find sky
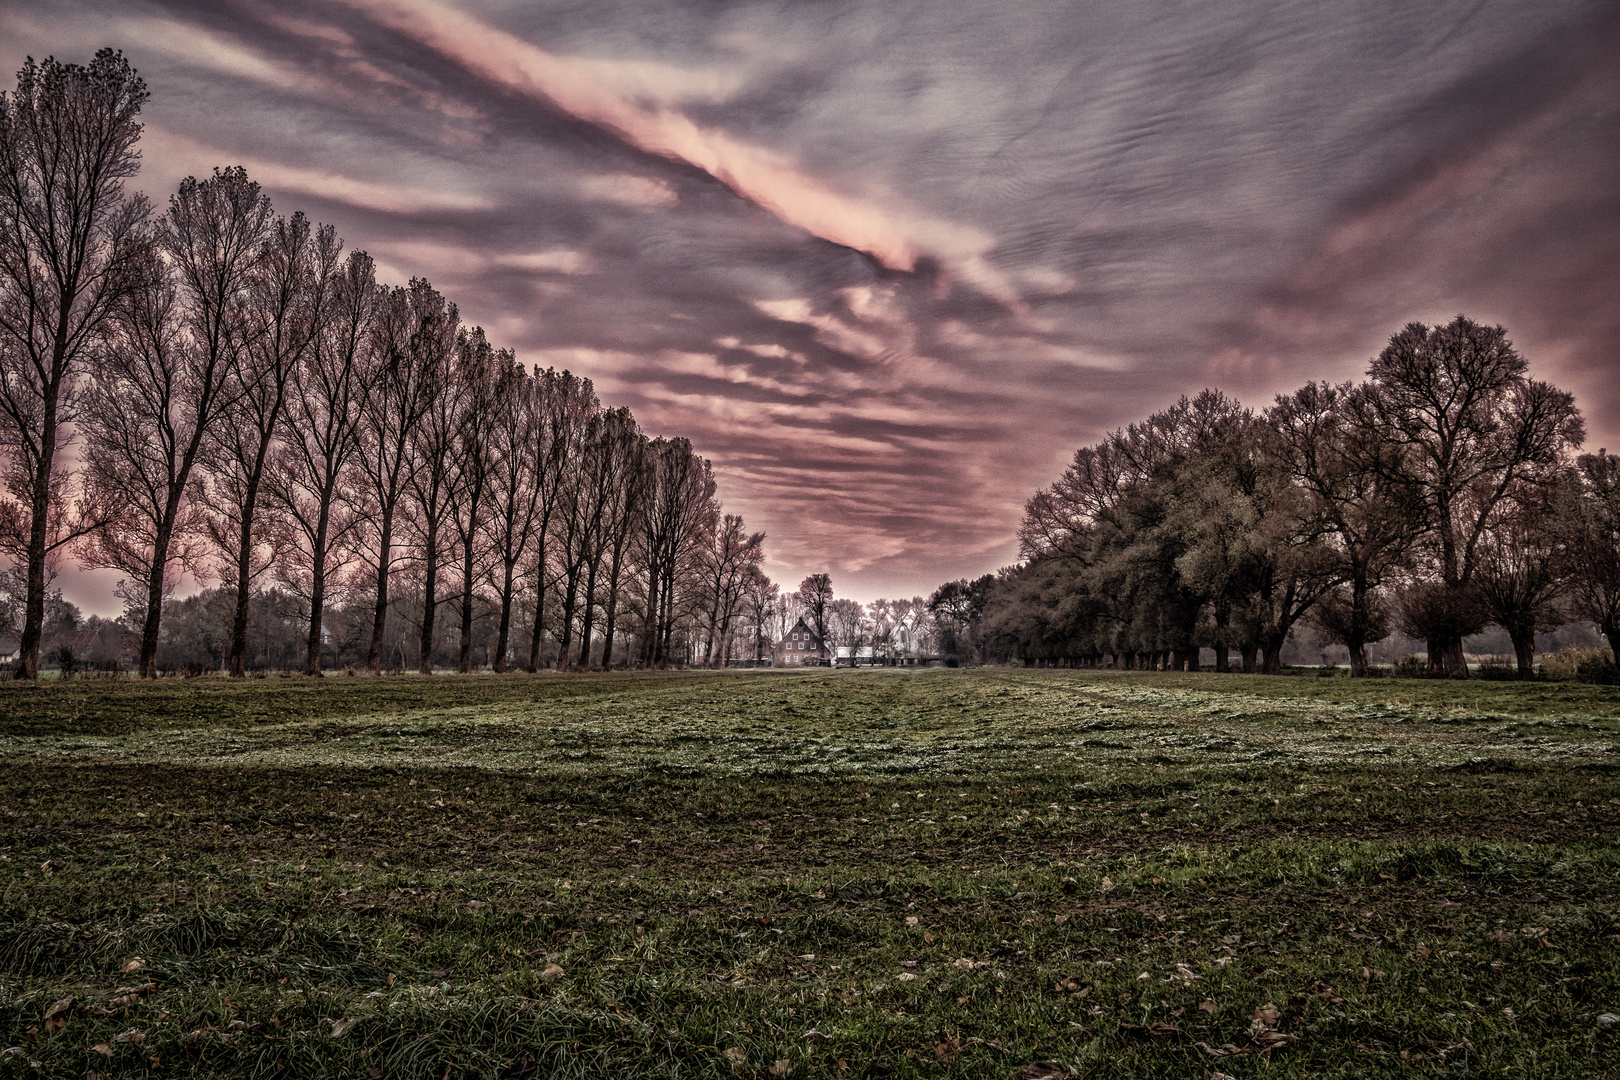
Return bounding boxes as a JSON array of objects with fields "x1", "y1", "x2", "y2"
[{"x1": 4, "y1": 0, "x2": 1618, "y2": 612}]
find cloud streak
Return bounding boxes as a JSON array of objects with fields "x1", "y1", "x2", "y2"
[{"x1": 2, "y1": 0, "x2": 1616, "y2": 611}]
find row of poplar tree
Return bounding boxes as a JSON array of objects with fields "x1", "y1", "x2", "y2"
[
  {"x1": 1, "y1": 50, "x2": 770, "y2": 679},
  {"x1": 994, "y1": 315, "x2": 1619, "y2": 678}
]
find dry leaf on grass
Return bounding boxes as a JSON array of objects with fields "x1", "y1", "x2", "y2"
[
  {"x1": 934, "y1": 1039, "x2": 958, "y2": 1064},
  {"x1": 1016, "y1": 1062, "x2": 1068, "y2": 1079},
  {"x1": 43, "y1": 998, "x2": 72, "y2": 1033},
  {"x1": 120, "y1": 958, "x2": 143, "y2": 974},
  {"x1": 330, "y1": 1018, "x2": 353, "y2": 1039},
  {"x1": 769, "y1": 1059, "x2": 791, "y2": 1076},
  {"x1": 539, "y1": 963, "x2": 565, "y2": 981},
  {"x1": 723, "y1": 1047, "x2": 747, "y2": 1073}
]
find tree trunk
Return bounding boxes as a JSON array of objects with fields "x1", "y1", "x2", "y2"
[
  {"x1": 1261, "y1": 637, "x2": 1285, "y2": 674},
  {"x1": 493, "y1": 556, "x2": 518, "y2": 673},
  {"x1": 458, "y1": 540, "x2": 476, "y2": 674},
  {"x1": 1239, "y1": 645, "x2": 1258, "y2": 674},
  {"x1": 419, "y1": 535, "x2": 439, "y2": 676},
  {"x1": 1509, "y1": 627, "x2": 1536, "y2": 680},
  {"x1": 556, "y1": 562, "x2": 580, "y2": 671},
  {"x1": 1346, "y1": 641, "x2": 1369, "y2": 678},
  {"x1": 17, "y1": 475, "x2": 50, "y2": 680},
  {"x1": 577, "y1": 560, "x2": 600, "y2": 669},
  {"x1": 228, "y1": 517, "x2": 254, "y2": 677},
  {"x1": 137, "y1": 525, "x2": 174, "y2": 679},
  {"x1": 366, "y1": 516, "x2": 393, "y2": 674}
]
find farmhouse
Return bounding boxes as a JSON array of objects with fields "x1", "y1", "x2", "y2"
[{"x1": 778, "y1": 617, "x2": 828, "y2": 666}]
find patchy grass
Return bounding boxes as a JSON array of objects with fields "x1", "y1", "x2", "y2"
[{"x1": 1, "y1": 668, "x2": 1618, "y2": 1078}]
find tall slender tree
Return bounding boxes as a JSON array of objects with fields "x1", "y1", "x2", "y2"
[
  {"x1": 0, "y1": 50, "x2": 150, "y2": 679},
  {"x1": 202, "y1": 210, "x2": 326, "y2": 675},
  {"x1": 266, "y1": 248, "x2": 379, "y2": 675},
  {"x1": 353, "y1": 279, "x2": 444, "y2": 674},
  {"x1": 79, "y1": 167, "x2": 267, "y2": 677}
]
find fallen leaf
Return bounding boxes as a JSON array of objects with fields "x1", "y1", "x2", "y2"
[
  {"x1": 1060, "y1": 877, "x2": 1078, "y2": 895},
  {"x1": 923, "y1": 930, "x2": 935, "y2": 944},
  {"x1": 1100, "y1": 876, "x2": 1114, "y2": 893},
  {"x1": 1250, "y1": 1003, "x2": 1281, "y2": 1031},
  {"x1": 934, "y1": 1039, "x2": 958, "y2": 1064},
  {"x1": 1017, "y1": 1063, "x2": 1067, "y2": 1079},
  {"x1": 120, "y1": 959, "x2": 144, "y2": 974},
  {"x1": 539, "y1": 963, "x2": 565, "y2": 981},
  {"x1": 905, "y1": 916, "x2": 918, "y2": 927},
  {"x1": 330, "y1": 1018, "x2": 353, "y2": 1039},
  {"x1": 1200, "y1": 999, "x2": 1218, "y2": 1014},
  {"x1": 896, "y1": 972, "x2": 918, "y2": 982},
  {"x1": 90, "y1": 1043, "x2": 113, "y2": 1056},
  {"x1": 953, "y1": 957, "x2": 978, "y2": 971},
  {"x1": 723, "y1": 1047, "x2": 747, "y2": 1073},
  {"x1": 43, "y1": 997, "x2": 73, "y2": 1033},
  {"x1": 769, "y1": 1059, "x2": 791, "y2": 1076},
  {"x1": 1054, "y1": 914, "x2": 1069, "y2": 926},
  {"x1": 111, "y1": 1030, "x2": 145, "y2": 1045}
]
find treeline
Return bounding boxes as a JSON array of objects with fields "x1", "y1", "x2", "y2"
[
  {"x1": 987, "y1": 315, "x2": 1618, "y2": 678},
  {"x1": 0, "y1": 50, "x2": 770, "y2": 678}
]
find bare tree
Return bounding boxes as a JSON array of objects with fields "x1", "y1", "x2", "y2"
[
  {"x1": 594, "y1": 417, "x2": 648, "y2": 669},
  {"x1": 481, "y1": 356, "x2": 537, "y2": 672},
  {"x1": 1553, "y1": 451, "x2": 1620, "y2": 659},
  {"x1": 742, "y1": 565, "x2": 778, "y2": 663},
  {"x1": 1473, "y1": 488, "x2": 1565, "y2": 678},
  {"x1": 399, "y1": 284, "x2": 462, "y2": 675},
  {"x1": 523, "y1": 369, "x2": 595, "y2": 671},
  {"x1": 201, "y1": 210, "x2": 326, "y2": 675},
  {"x1": 1368, "y1": 316, "x2": 1582, "y2": 674},
  {"x1": 353, "y1": 278, "x2": 448, "y2": 674},
  {"x1": 79, "y1": 167, "x2": 266, "y2": 677},
  {"x1": 447, "y1": 326, "x2": 498, "y2": 673},
  {"x1": 0, "y1": 50, "x2": 150, "y2": 679},
  {"x1": 266, "y1": 247, "x2": 378, "y2": 674},
  {"x1": 699, "y1": 513, "x2": 765, "y2": 666},
  {"x1": 1269, "y1": 382, "x2": 1421, "y2": 676},
  {"x1": 637, "y1": 438, "x2": 717, "y2": 667},
  {"x1": 797, "y1": 573, "x2": 833, "y2": 648}
]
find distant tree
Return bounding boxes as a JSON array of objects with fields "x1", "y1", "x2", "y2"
[
  {"x1": 1267, "y1": 382, "x2": 1419, "y2": 676},
  {"x1": 928, "y1": 575, "x2": 995, "y2": 663},
  {"x1": 698, "y1": 513, "x2": 765, "y2": 666},
  {"x1": 0, "y1": 49, "x2": 151, "y2": 679},
  {"x1": 522, "y1": 369, "x2": 596, "y2": 671},
  {"x1": 1472, "y1": 487, "x2": 1565, "y2": 678},
  {"x1": 797, "y1": 573, "x2": 833, "y2": 650},
  {"x1": 741, "y1": 566, "x2": 778, "y2": 663},
  {"x1": 1551, "y1": 451, "x2": 1620, "y2": 660},
  {"x1": 637, "y1": 439, "x2": 716, "y2": 667},
  {"x1": 826, "y1": 596, "x2": 865, "y2": 660},
  {"x1": 79, "y1": 168, "x2": 266, "y2": 678},
  {"x1": 1367, "y1": 316, "x2": 1582, "y2": 674}
]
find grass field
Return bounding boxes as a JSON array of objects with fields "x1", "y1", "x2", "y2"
[{"x1": 1, "y1": 668, "x2": 1618, "y2": 1078}]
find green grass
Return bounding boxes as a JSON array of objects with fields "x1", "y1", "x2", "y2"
[{"x1": 1, "y1": 669, "x2": 1618, "y2": 1078}]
